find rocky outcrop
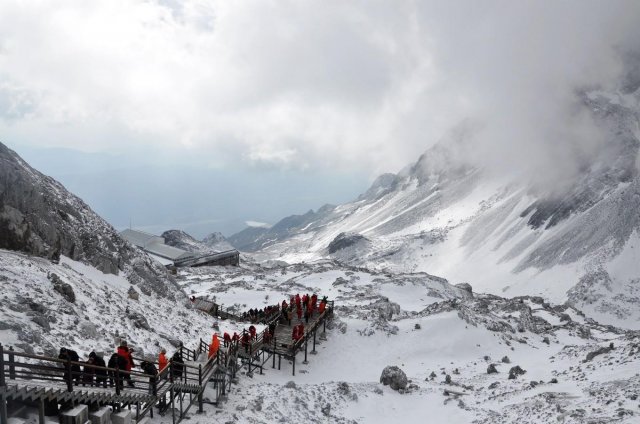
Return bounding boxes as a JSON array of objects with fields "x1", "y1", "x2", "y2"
[
  {"x1": 0, "y1": 143, "x2": 183, "y2": 300},
  {"x1": 380, "y1": 366, "x2": 408, "y2": 391},
  {"x1": 328, "y1": 232, "x2": 369, "y2": 254}
]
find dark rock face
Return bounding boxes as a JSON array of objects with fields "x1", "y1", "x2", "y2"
[
  {"x1": 0, "y1": 143, "x2": 182, "y2": 300},
  {"x1": 53, "y1": 280, "x2": 76, "y2": 303},
  {"x1": 487, "y1": 364, "x2": 498, "y2": 374},
  {"x1": 585, "y1": 343, "x2": 615, "y2": 361},
  {"x1": 455, "y1": 283, "x2": 473, "y2": 295},
  {"x1": 328, "y1": 232, "x2": 369, "y2": 254},
  {"x1": 508, "y1": 366, "x2": 527, "y2": 379},
  {"x1": 380, "y1": 366, "x2": 408, "y2": 391}
]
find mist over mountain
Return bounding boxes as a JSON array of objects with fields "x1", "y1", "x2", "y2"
[{"x1": 231, "y1": 79, "x2": 640, "y2": 328}]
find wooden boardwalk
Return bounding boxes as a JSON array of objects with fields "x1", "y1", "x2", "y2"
[
  {"x1": 237, "y1": 302, "x2": 334, "y2": 376},
  {"x1": 0, "y1": 300, "x2": 334, "y2": 424}
]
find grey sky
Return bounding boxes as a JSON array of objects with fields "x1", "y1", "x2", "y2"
[{"x1": 1, "y1": 1, "x2": 639, "y2": 237}]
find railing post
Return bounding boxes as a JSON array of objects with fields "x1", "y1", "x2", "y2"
[
  {"x1": 0, "y1": 344, "x2": 5, "y2": 386},
  {"x1": 115, "y1": 367, "x2": 121, "y2": 395},
  {"x1": 8, "y1": 347, "x2": 15, "y2": 380},
  {"x1": 198, "y1": 364, "x2": 203, "y2": 413},
  {"x1": 303, "y1": 339, "x2": 308, "y2": 364},
  {"x1": 170, "y1": 386, "x2": 176, "y2": 424},
  {"x1": 66, "y1": 356, "x2": 73, "y2": 392}
]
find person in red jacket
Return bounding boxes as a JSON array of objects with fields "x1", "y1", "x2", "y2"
[
  {"x1": 296, "y1": 306, "x2": 302, "y2": 321},
  {"x1": 318, "y1": 301, "x2": 326, "y2": 315},
  {"x1": 241, "y1": 332, "x2": 250, "y2": 353},
  {"x1": 223, "y1": 332, "x2": 231, "y2": 347},
  {"x1": 249, "y1": 325, "x2": 257, "y2": 340},
  {"x1": 295, "y1": 323, "x2": 304, "y2": 341},
  {"x1": 292, "y1": 325, "x2": 298, "y2": 341},
  {"x1": 117, "y1": 341, "x2": 135, "y2": 387},
  {"x1": 158, "y1": 348, "x2": 169, "y2": 373}
]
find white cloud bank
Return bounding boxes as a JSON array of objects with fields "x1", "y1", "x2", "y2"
[{"x1": 0, "y1": 0, "x2": 638, "y2": 176}]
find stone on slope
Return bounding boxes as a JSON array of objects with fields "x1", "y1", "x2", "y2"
[{"x1": 380, "y1": 366, "x2": 408, "y2": 391}]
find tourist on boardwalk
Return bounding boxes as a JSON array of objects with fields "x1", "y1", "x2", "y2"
[
  {"x1": 263, "y1": 328, "x2": 272, "y2": 345},
  {"x1": 232, "y1": 332, "x2": 240, "y2": 343},
  {"x1": 292, "y1": 325, "x2": 299, "y2": 341},
  {"x1": 304, "y1": 308, "x2": 311, "y2": 324},
  {"x1": 107, "y1": 352, "x2": 127, "y2": 389},
  {"x1": 81, "y1": 357, "x2": 95, "y2": 386},
  {"x1": 249, "y1": 325, "x2": 257, "y2": 340},
  {"x1": 170, "y1": 351, "x2": 184, "y2": 381},
  {"x1": 318, "y1": 301, "x2": 326, "y2": 315},
  {"x1": 241, "y1": 331, "x2": 251, "y2": 353},
  {"x1": 223, "y1": 332, "x2": 231, "y2": 347},
  {"x1": 296, "y1": 306, "x2": 302, "y2": 321},
  {"x1": 158, "y1": 348, "x2": 169, "y2": 375},
  {"x1": 295, "y1": 323, "x2": 305, "y2": 341},
  {"x1": 88, "y1": 351, "x2": 107, "y2": 388},
  {"x1": 208, "y1": 333, "x2": 220, "y2": 360},
  {"x1": 140, "y1": 360, "x2": 158, "y2": 394},
  {"x1": 117, "y1": 341, "x2": 135, "y2": 387},
  {"x1": 286, "y1": 308, "x2": 293, "y2": 325},
  {"x1": 58, "y1": 347, "x2": 82, "y2": 385}
]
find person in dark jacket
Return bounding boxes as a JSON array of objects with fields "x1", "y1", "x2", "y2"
[
  {"x1": 59, "y1": 347, "x2": 82, "y2": 385},
  {"x1": 89, "y1": 352, "x2": 108, "y2": 388},
  {"x1": 82, "y1": 358, "x2": 95, "y2": 386},
  {"x1": 170, "y1": 351, "x2": 184, "y2": 381},
  {"x1": 140, "y1": 360, "x2": 158, "y2": 394},
  {"x1": 107, "y1": 352, "x2": 128, "y2": 389}
]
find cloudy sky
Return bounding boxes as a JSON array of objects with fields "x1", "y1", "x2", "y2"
[{"x1": 1, "y1": 0, "x2": 639, "y2": 237}]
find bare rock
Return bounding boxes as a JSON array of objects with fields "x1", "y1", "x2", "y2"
[{"x1": 380, "y1": 366, "x2": 408, "y2": 391}]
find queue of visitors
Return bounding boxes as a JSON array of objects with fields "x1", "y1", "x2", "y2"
[{"x1": 57, "y1": 340, "x2": 183, "y2": 392}]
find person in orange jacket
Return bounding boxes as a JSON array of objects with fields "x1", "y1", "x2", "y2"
[
  {"x1": 318, "y1": 301, "x2": 326, "y2": 315},
  {"x1": 158, "y1": 348, "x2": 169, "y2": 373},
  {"x1": 208, "y1": 333, "x2": 220, "y2": 359}
]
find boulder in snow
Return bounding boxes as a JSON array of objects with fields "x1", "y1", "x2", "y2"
[{"x1": 380, "y1": 366, "x2": 408, "y2": 391}]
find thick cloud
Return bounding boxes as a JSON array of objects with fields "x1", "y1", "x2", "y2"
[{"x1": 0, "y1": 0, "x2": 638, "y2": 177}]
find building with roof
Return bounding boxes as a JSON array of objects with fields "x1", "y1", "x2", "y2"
[{"x1": 120, "y1": 229, "x2": 240, "y2": 268}]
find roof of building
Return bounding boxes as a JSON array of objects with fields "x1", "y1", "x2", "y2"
[
  {"x1": 120, "y1": 228, "x2": 195, "y2": 261},
  {"x1": 120, "y1": 229, "x2": 164, "y2": 248},
  {"x1": 144, "y1": 242, "x2": 195, "y2": 261}
]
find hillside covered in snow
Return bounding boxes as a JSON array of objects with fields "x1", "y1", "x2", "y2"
[{"x1": 229, "y1": 85, "x2": 640, "y2": 329}]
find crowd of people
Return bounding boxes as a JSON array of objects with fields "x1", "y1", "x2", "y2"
[
  {"x1": 57, "y1": 341, "x2": 185, "y2": 393},
  {"x1": 206, "y1": 293, "x2": 330, "y2": 357}
]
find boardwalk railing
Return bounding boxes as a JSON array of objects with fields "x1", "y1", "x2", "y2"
[{"x1": 0, "y1": 338, "x2": 240, "y2": 424}]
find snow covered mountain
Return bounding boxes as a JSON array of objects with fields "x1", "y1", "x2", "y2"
[
  {"x1": 160, "y1": 229, "x2": 231, "y2": 253},
  {"x1": 231, "y1": 87, "x2": 640, "y2": 328},
  {"x1": 0, "y1": 142, "x2": 183, "y2": 300}
]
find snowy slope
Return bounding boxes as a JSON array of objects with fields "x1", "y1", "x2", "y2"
[
  {"x1": 0, "y1": 142, "x2": 183, "y2": 300},
  {"x1": 231, "y1": 88, "x2": 640, "y2": 327},
  {"x1": 169, "y1": 262, "x2": 640, "y2": 424},
  {"x1": 162, "y1": 229, "x2": 235, "y2": 254},
  {"x1": 0, "y1": 249, "x2": 243, "y2": 360}
]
